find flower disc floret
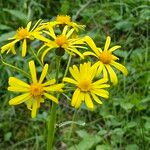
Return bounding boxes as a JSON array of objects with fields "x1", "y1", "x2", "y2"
[
  {"x1": 30, "y1": 83, "x2": 44, "y2": 97},
  {"x1": 99, "y1": 51, "x2": 112, "y2": 64},
  {"x1": 55, "y1": 35, "x2": 68, "y2": 47},
  {"x1": 16, "y1": 27, "x2": 30, "y2": 39},
  {"x1": 78, "y1": 80, "x2": 91, "y2": 92}
]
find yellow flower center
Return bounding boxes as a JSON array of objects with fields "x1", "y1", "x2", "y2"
[
  {"x1": 30, "y1": 83, "x2": 44, "y2": 98},
  {"x1": 99, "y1": 51, "x2": 112, "y2": 64},
  {"x1": 56, "y1": 15, "x2": 71, "y2": 24},
  {"x1": 16, "y1": 27, "x2": 30, "y2": 39},
  {"x1": 55, "y1": 35, "x2": 68, "y2": 47},
  {"x1": 78, "y1": 80, "x2": 91, "y2": 92}
]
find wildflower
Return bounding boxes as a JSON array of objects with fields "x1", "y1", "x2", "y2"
[
  {"x1": 8, "y1": 60, "x2": 64, "y2": 118},
  {"x1": 54, "y1": 15, "x2": 85, "y2": 31},
  {"x1": 1, "y1": 20, "x2": 45, "y2": 57},
  {"x1": 38, "y1": 26, "x2": 86, "y2": 62},
  {"x1": 84, "y1": 36, "x2": 128, "y2": 85},
  {"x1": 63, "y1": 62, "x2": 109, "y2": 110}
]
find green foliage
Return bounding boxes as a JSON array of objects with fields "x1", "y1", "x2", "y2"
[{"x1": 0, "y1": 0, "x2": 149, "y2": 149}]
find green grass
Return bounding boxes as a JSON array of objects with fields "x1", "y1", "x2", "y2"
[{"x1": 0, "y1": 0, "x2": 149, "y2": 149}]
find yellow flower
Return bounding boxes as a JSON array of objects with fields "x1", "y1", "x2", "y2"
[
  {"x1": 1, "y1": 20, "x2": 45, "y2": 57},
  {"x1": 84, "y1": 36, "x2": 128, "y2": 85},
  {"x1": 38, "y1": 26, "x2": 86, "y2": 62},
  {"x1": 8, "y1": 60, "x2": 64, "y2": 118},
  {"x1": 55, "y1": 15, "x2": 85, "y2": 31},
  {"x1": 63, "y1": 62, "x2": 109, "y2": 110}
]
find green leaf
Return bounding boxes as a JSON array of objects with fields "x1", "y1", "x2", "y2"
[
  {"x1": 96, "y1": 145, "x2": 111, "y2": 150},
  {"x1": 144, "y1": 121, "x2": 150, "y2": 130},
  {"x1": 0, "y1": 24, "x2": 12, "y2": 30},
  {"x1": 3, "y1": 8, "x2": 28, "y2": 23},
  {"x1": 125, "y1": 144, "x2": 139, "y2": 150},
  {"x1": 115, "y1": 20, "x2": 133, "y2": 32},
  {"x1": 124, "y1": 122, "x2": 137, "y2": 129},
  {"x1": 0, "y1": 31, "x2": 15, "y2": 43},
  {"x1": 76, "y1": 130, "x2": 89, "y2": 138},
  {"x1": 120, "y1": 102, "x2": 134, "y2": 111},
  {"x1": 4, "y1": 132, "x2": 12, "y2": 141},
  {"x1": 69, "y1": 134, "x2": 102, "y2": 150}
]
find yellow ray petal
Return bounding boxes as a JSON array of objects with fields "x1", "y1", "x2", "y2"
[
  {"x1": 91, "y1": 89, "x2": 109, "y2": 99},
  {"x1": 42, "y1": 79, "x2": 56, "y2": 86},
  {"x1": 93, "y1": 78, "x2": 108, "y2": 85},
  {"x1": 41, "y1": 47, "x2": 54, "y2": 63},
  {"x1": 104, "y1": 36, "x2": 111, "y2": 51},
  {"x1": 71, "y1": 88, "x2": 80, "y2": 106},
  {"x1": 89, "y1": 62, "x2": 99, "y2": 80},
  {"x1": 22, "y1": 39, "x2": 27, "y2": 57},
  {"x1": 105, "y1": 64, "x2": 118, "y2": 85},
  {"x1": 83, "y1": 51, "x2": 98, "y2": 58},
  {"x1": 111, "y1": 61, "x2": 128, "y2": 75},
  {"x1": 9, "y1": 93, "x2": 31, "y2": 105},
  {"x1": 33, "y1": 34, "x2": 51, "y2": 43},
  {"x1": 31, "y1": 100, "x2": 38, "y2": 118},
  {"x1": 111, "y1": 54, "x2": 119, "y2": 61},
  {"x1": 29, "y1": 60, "x2": 37, "y2": 83},
  {"x1": 44, "y1": 93, "x2": 58, "y2": 103},
  {"x1": 96, "y1": 61, "x2": 104, "y2": 76},
  {"x1": 63, "y1": 77, "x2": 78, "y2": 85},
  {"x1": 109, "y1": 45, "x2": 121, "y2": 52},
  {"x1": 9, "y1": 77, "x2": 30, "y2": 88},
  {"x1": 72, "y1": 65, "x2": 80, "y2": 78},
  {"x1": 27, "y1": 21, "x2": 32, "y2": 30},
  {"x1": 103, "y1": 66, "x2": 108, "y2": 80},
  {"x1": 11, "y1": 45, "x2": 16, "y2": 54},
  {"x1": 48, "y1": 26, "x2": 56, "y2": 39},
  {"x1": 1, "y1": 40, "x2": 19, "y2": 53},
  {"x1": 91, "y1": 92, "x2": 102, "y2": 104},
  {"x1": 26, "y1": 99, "x2": 32, "y2": 110},
  {"x1": 66, "y1": 28, "x2": 74, "y2": 38},
  {"x1": 8, "y1": 86, "x2": 29, "y2": 92},
  {"x1": 39, "y1": 64, "x2": 48, "y2": 84},
  {"x1": 69, "y1": 67, "x2": 80, "y2": 81},
  {"x1": 84, "y1": 36, "x2": 100, "y2": 56},
  {"x1": 44, "y1": 83, "x2": 64, "y2": 92},
  {"x1": 74, "y1": 93, "x2": 83, "y2": 109},
  {"x1": 92, "y1": 84, "x2": 110, "y2": 89},
  {"x1": 67, "y1": 47, "x2": 84, "y2": 59},
  {"x1": 37, "y1": 44, "x2": 47, "y2": 56},
  {"x1": 85, "y1": 93, "x2": 94, "y2": 111},
  {"x1": 62, "y1": 26, "x2": 68, "y2": 35}
]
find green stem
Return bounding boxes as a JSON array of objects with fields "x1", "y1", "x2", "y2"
[
  {"x1": 68, "y1": 109, "x2": 78, "y2": 140},
  {"x1": 64, "y1": 55, "x2": 72, "y2": 78},
  {"x1": 47, "y1": 56, "x2": 61, "y2": 150},
  {"x1": 47, "y1": 102, "x2": 57, "y2": 150},
  {"x1": 29, "y1": 47, "x2": 43, "y2": 67}
]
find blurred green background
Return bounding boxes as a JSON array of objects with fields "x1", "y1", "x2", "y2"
[{"x1": 0, "y1": 0, "x2": 149, "y2": 150}]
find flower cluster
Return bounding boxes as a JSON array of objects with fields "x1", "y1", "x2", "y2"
[{"x1": 1, "y1": 15, "x2": 128, "y2": 118}]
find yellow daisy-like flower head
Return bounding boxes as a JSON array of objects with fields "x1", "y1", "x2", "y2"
[
  {"x1": 38, "y1": 26, "x2": 86, "y2": 62},
  {"x1": 1, "y1": 20, "x2": 44, "y2": 57},
  {"x1": 53, "y1": 15, "x2": 85, "y2": 31},
  {"x1": 84, "y1": 36, "x2": 128, "y2": 85},
  {"x1": 56, "y1": 15, "x2": 71, "y2": 24},
  {"x1": 63, "y1": 62, "x2": 110, "y2": 110},
  {"x1": 8, "y1": 60, "x2": 64, "y2": 118}
]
